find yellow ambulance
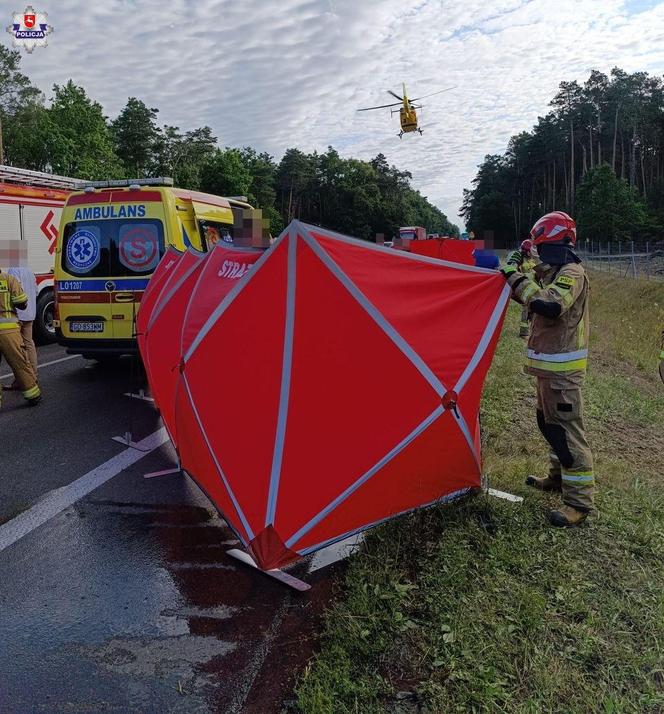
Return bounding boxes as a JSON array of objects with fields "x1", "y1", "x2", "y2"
[{"x1": 54, "y1": 178, "x2": 252, "y2": 359}]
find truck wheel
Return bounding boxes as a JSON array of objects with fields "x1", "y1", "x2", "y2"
[{"x1": 34, "y1": 289, "x2": 57, "y2": 344}]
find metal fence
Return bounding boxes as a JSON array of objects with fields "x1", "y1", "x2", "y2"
[{"x1": 576, "y1": 240, "x2": 664, "y2": 280}]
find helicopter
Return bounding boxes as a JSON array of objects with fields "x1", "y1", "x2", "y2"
[{"x1": 357, "y1": 83, "x2": 455, "y2": 138}]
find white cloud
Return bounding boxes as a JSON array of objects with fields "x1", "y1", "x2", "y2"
[{"x1": 12, "y1": 0, "x2": 664, "y2": 227}]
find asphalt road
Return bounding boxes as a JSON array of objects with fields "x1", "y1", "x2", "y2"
[{"x1": 0, "y1": 344, "x2": 337, "y2": 713}]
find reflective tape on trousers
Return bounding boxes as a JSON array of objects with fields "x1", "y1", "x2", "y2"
[
  {"x1": 23, "y1": 385, "x2": 40, "y2": 399},
  {"x1": 562, "y1": 471, "x2": 594, "y2": 483},
  {"x1": 527, "y1": 348, "x2": 588, "y2": 363},
  {"x1": 526, "y1": 358, "x2": 587, "y2": 372}
]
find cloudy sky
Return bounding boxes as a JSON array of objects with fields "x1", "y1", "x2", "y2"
[{"x1": 10, "y1": 0, "x2": 664, "y2": 227}]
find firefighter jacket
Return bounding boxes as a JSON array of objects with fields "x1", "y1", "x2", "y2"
[
  {"x1": 507, "y1": 261, "x2": 589, "y2": 383},
  {"x1": 520, "y1": 257, "x2": 538, "y2": 275},
  {"x1": 0, "y1": 270, "x2": 27, "y2": 333}
]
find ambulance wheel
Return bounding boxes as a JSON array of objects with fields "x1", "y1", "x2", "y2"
[{"x1": 34, "y1": 289, "x2": 57, "y2": 345}]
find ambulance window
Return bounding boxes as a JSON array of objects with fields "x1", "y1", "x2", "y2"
[
  {"x1": 62, "y1": 223, "x2": 109, "y2": 277},
  {"x1": 61, "y1": 219, "x2": 165, "y2": 278},
  {"x1": 200, "y1": 220, "x2": 233, "y2": 251}
]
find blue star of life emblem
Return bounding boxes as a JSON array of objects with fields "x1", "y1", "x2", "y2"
[{"x1": 67, "y1": 230, "x2": 100, "y2": 272}]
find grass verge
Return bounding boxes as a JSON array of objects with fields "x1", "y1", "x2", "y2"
[{"x1": 296, "y1": 271, "x2": 664, "y2": 713}]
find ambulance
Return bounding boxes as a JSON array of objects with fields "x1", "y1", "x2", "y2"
[
  {"x1": 54, "y1": 177, "x2": 254, "y2": 359},
  {"x1": 0, "y1": 165, "x2": 79, "y2": 342}
]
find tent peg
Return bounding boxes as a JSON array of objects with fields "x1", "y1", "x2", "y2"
[
  {"x1": 486, "y1": 487, "x2": 523, "y2": 503},
  {"x1": 111, "y1": 432, "x2": 153, "y2": 452},
  {"x1": 123, "y1": 389, "x2": 155, "y2": 402}
]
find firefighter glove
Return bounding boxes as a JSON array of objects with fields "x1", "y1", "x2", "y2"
[
  {"x1": 500, "y1": 263, "x2": 518, "y2": 280},
  {"x1": 506, "y1": 249, "x2": 524, "y2": 266}
]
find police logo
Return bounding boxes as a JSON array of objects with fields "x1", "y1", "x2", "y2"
[
  {"x1": 6, "y1": 6, "x2": 53, "y2": 53},
  {"x1": 105, "y1": 281, "x2": 116, "y2": 292},
  {"x1": 67, "y1": 229, "x2": 100, "y2": 272}
]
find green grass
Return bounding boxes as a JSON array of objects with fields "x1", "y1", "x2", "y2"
[{"x1": 296, "y1": 273, "x2": 664, "y2": 713}]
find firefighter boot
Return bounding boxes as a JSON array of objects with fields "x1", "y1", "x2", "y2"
[
  {"x1": 549, "y1": 505, "x2": 588, "y2": 527},
  {"x1": 525, "y1": 474, "x2": 562, "y2": 492}
]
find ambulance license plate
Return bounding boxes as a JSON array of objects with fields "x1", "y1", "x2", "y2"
[{"x1": 70, "y1": 321, "x2": 104, "y2": 333}]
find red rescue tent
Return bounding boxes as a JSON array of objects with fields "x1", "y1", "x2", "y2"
[
  {"x1": 138, "y1": 244, "x2": 266, "y2": 453},
  {"x1": 136, "y1": 245, "x2": 183, "y2": 360},
  {"x1": 141, "y1": 247, "x2": 207, "y2": 449},
  {"x1": 153, "y1": 221, "x2": 510, "y2": 570}
]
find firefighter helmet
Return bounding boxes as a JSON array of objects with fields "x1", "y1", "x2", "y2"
[{"x1": 530, "y1": 211, "x2": 576, "y2": 246}]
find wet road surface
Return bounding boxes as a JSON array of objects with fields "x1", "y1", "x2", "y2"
[{"x1": 0, "y1": 345, "x2": 338, "y2": 713}]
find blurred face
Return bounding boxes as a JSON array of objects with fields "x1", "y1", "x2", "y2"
[
  {"x1": 235, "y1": 208, "x2": 271, "y2": 247},
  {"x1": 0, "y1": 240, "x2": 28, "y2": 267}
]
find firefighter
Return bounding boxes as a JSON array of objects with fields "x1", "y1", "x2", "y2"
[
  {"x1": 0, "y1": 268, "x2": 41, "y2": 407},
  {"x1": 517, "y1": 239, "x2": 538, "y2": 338},
  {"x1": 501, "y1": 211, "x2": 593, "y2": 527}
]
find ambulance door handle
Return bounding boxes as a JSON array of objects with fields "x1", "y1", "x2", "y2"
[{"x1": 114, "y1": 292, "x2": 135, "y2": 303}]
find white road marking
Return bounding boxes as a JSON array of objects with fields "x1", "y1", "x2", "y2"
[
  {"x1": 0, "y1": 353, "x2": 80, "y2": 380},
  {"x1": 0, "y1": 427, "x2": 169, "y2": 553}
]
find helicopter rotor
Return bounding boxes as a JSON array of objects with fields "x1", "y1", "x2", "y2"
[
  {"x1": 357, "y1": 101, "x2": 403, "y2": 112},
  {"x1": 409, "y1": 86, "x2": 456, "y2": 102}
]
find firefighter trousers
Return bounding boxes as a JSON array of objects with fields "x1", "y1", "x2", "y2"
[
  {"x1": 0, "y1": 329, "x2": 41, "y2": 405},
  {"x1": 536, "y1": 377, "x2": 594, "y2": 511},
  {"x1": 20, "y1": 321, "x2": 38, "y2": 378}
]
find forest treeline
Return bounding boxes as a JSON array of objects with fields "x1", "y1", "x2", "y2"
[
  {"x1": 0, "y1": 46, "x2": 457, "y2": 239},
  {"x1": 462, "y1": 68, "x2": 664, "y2": 246}
]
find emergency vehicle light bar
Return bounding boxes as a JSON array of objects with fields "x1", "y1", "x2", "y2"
[{"x1": 81, "y1": 177, "x2": 174, "y2": 189}]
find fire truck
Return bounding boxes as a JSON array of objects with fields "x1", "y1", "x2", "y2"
[
  {"x1": 0, "y1": 165, "x2": 80, "y2": 342},
  {"x1": 393, "y1": 226, "x2": 426, "y2": 250}
]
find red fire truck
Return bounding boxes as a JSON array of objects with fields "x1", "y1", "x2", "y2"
[{"x1": 0, "y1": 165, "x2": 79, "y2": 342}]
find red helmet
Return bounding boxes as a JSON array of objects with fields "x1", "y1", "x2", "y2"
[
  {"x1": 520, "y1": 239, "x2": 533, "y2": 255},
  {"x1": 530, "y1": 211, "x2": 576, "y2": 246}
]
